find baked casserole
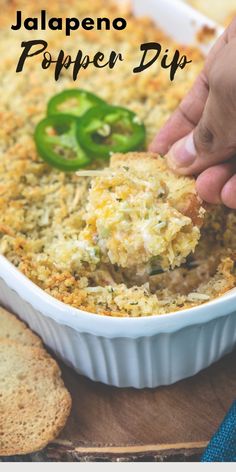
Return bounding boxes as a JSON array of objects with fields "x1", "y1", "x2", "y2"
[{"x1": 0, "y1": 0, "x2": 236, "y2": 318}]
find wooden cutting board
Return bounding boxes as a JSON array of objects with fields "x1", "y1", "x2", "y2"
[{"x1": 3, "y1": 349, "x2": 235, "y2": 462}]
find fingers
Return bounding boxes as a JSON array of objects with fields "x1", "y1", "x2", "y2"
[
  {"x1": 149, "y1": 17, "x2": 236, "y2": 212},
  {"x1": 148, "y1": 72, "x2": 209, "y2": 155},
  {"x1": 167, "y1": 39, "x2": 236, "y2": 176},
  {"x1": 196, "y1": 161, "x2": 236, "y2": 204}
]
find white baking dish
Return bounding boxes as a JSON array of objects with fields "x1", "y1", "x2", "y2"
[
  {"x1": 132, "y1": 0, "x2": 223, "y2": 54},
  {"x1": 0, "y1": 256, "x2": 236, "y2": 388},
  {"x1": 0, "y1": 0, "x2": 235, "y2": 388}
]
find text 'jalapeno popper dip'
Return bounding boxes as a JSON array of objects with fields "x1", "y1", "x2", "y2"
[{"x1": 0, "y1": 0, "x2": 236, "y2": 318}]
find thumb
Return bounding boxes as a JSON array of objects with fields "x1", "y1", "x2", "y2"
[{"x1": 167, "y1": 80, "x2": 236, "y2": 176}]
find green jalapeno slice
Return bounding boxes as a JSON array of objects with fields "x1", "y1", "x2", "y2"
[
  {"x1": 34, "y1": 114, "x2": 91, "y2": 171},
  {"x1": 76, "y1": 105, "x2": 146, "y2": 159}
]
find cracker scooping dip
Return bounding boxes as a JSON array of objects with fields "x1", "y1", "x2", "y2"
[{"x1": 75, "y1": 153, "x2": 205, "y2": 277}]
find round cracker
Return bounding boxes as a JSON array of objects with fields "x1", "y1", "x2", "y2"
[{"x1": 0, "y1": 340, "x2": 71, "y2": 456}]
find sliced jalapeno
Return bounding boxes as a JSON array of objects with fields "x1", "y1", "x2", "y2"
[
  {"x1": 76, "y1": 105, "x2": 146, "y2": 159},
  {"x1": 34, "y1": 114, "x2": 91, "y2": 171},
  {"x1": 47, "y1": 89, "x2": 106, "y2": 118}
]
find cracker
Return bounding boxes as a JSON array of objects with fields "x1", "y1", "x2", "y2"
[{"x1": 0, "y1": 340, "x2": 71, "y2": 456}]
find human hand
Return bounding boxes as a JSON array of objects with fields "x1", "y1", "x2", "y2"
[{"x1": 149, "y1": 18, "x2": 236, "y2": 209}]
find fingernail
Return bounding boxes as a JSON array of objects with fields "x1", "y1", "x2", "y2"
[
  {"x1": 168, "y1": 132, "x2": 197, "y2": 169},
  {"x1": 148, "y1": 140, "x2": 167, "y2": 156}
]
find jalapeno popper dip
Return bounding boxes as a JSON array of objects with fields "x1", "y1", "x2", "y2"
[{"x1": 0, "y1": 0, "x2": 236, "y2": 317}]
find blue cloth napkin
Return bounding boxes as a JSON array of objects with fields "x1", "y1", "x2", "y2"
[{"x1": 201, "y1": 401, "x2": 236, "y2": 462}]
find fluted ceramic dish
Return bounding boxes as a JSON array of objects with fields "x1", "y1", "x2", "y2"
[
  {"x1": 0, "y1": 256, "x2": 236, "y2": 388},
  {"x1": 0, "y1": 1, "x2": 234, "y2": 388}
]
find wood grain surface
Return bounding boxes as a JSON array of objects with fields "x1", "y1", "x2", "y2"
[{"x1": 1, "y1": 349, "x2": 235, "y2": 462}]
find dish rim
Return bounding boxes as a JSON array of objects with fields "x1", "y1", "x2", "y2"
[{"x1": 0, "y1": 255, "x2": 236, "y2": 339}]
